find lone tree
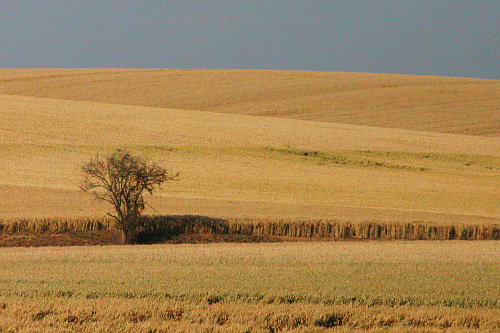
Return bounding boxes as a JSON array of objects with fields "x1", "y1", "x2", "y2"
[{"x1": 81, "y1": 150, "x2": 177, "y2": 244}]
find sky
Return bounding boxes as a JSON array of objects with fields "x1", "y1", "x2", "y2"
[{"x1": 0, "y1": 1, "x2": 498, "y2": 79}]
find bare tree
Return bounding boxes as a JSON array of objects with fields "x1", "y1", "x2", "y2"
[{"x1": 81, "y1": 150, "x2": 177, "y2": 243}]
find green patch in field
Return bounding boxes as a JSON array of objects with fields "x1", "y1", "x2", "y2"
[
  {"x1": 264, "y1": 148, "x2": 428, "y2": 171},
  {"x1": 139, "y1": 145, "x2": 177, "y2": 154},
  {"x1": 414, "y1": 152, "x2": 500, "y2": 170},
  {"x1": 262, "y1": 147, "x2": 500, "y2": 172}
]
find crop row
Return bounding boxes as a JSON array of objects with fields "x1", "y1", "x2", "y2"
[{"x1": 1, "y1": 215, "x2": 498, "y2": 241}]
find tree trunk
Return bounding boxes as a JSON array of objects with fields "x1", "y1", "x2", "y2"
[
  {"x1": 120, "y1": 229, "x2": 128, "y2": 244},
  {"x1": 121, "y1": 225, "x2": 140, "y2": 244}
]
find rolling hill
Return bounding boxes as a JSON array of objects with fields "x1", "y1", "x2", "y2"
[
  {"x1": 0, "y1": 69, "x2": 499, "y2": 224},
  {"x1": 1, "y1": 69, "x2": 499, "y2": 136}
]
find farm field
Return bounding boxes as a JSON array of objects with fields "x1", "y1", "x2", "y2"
[
  {"x1": 0, "y1": 69, "x2": 499, "y2": 331},
  {"x1": 0, "y1": 87, "x2": 499, "y2": 222},
  {"x1": 0, "y1": 241, "x2": 499, "y2": 331},
  {"x1": 1, "y1": 69, "x2": 499, "y2": 137}
]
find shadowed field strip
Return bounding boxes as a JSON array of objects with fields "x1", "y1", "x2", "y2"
[{"x1": 2, "y1": 93, "x2": 498, "y2": 154}]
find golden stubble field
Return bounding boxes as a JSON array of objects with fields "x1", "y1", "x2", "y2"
[
  {"x1": 1, "y1": 69, "x2": 499, "y2": 136},
  {"x1": 0, "y1": 88, "x2": 499, "y2": 222},
  {"x1": 0, "y1": 241, "x2": 499, "y2": 331},
  {"x1": 0, "y1": 69, "x2": 499, "y2": 331}
]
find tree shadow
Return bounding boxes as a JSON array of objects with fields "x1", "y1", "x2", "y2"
[{"x1": 133, "y1": 215, "x2": 231, "y2": 244}]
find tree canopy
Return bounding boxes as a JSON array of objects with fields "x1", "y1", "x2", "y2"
[{"x1": 81, "y1": 150, "x2": 177, "y2": 243}]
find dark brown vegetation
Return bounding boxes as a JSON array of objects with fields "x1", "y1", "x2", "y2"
[
  {"x1": 1, "y1": 215, "x2": 498, "y2": 247},
  {"x1": 0, "y1": 231, "x2": 120, "y2": 247}
]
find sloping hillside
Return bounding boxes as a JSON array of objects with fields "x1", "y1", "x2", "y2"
[
  {"x1": 1, "y1": 69, "x2": 498, "y2": 136},
  {"x1": 1, "y1": 93, "x2": 499, "y2": 221}
]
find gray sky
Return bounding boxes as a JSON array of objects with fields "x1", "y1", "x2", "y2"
[{"x1": 1, "y1": 1, "x2": 498, "y2": 79}]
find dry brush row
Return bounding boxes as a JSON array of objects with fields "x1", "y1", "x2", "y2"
[
  {"x1": 0, "y1": 296, "x2": 499, "y2": 332},
  {"x1": 0, "y1": 217, "x2": 114, "y2": 234},
  {"x1": 1, "y1": 216, "x2": 498, "y2": 241}
]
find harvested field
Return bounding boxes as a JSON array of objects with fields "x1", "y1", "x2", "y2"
[
  {"x1": 0, "y1": 242, "x2": 499, "y2": 331},
  {"x1": 1, "y1": 69, "x2": 499, "y2": 136},
  {"x1": 1, "y1": 68, "x2": 499, "y2": 331},
  {"x1": 1, "y1": 92, "x2": 499, "y2": 221},
  {"x1": 1, "y1": 185, "x2": 499, "y2": 224},
  {"x1": 1, "y1": 297, "x2": 498, "y2": 332}
]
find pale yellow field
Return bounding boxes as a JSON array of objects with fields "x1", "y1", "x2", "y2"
[{"x1": 0, "y1": 69, "x2": 499, "y2": 223}]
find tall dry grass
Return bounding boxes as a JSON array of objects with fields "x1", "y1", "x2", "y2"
[
  {"x1": 0, "y1": 217, "x2": 113, "y2": 234},
  {"x1": 1, "y1": 216, "x2": 498, "y2": 241},
  {"x1": 0, "y1": 296, "x2": 498, "y2": 332}
]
